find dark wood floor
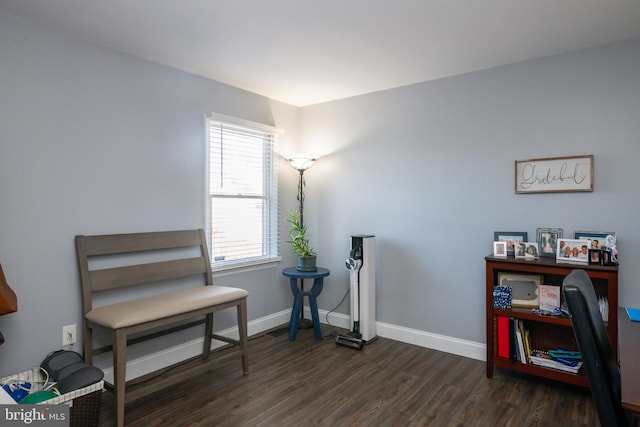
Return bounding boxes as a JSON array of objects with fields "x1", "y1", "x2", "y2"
[{"x1": 98, "y1": 325, "x2": 598, "y2": 426}]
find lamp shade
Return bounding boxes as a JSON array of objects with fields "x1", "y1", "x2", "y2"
[{"x1": 287, "y1": 154, "x2": 317, "y2": 171}]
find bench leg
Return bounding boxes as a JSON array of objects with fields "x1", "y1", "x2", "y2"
[
  {"x1": 237, "y1": 298, "x2": 249, "y2": 374},
  {"x1": 113, "y1": 329, "x2": 127, "y2": 427},
  {"x1": 203, "y1": 313, "x2": 213, "y2": 359},
  {"x1": 83, "y1": 323, "x2": 93, "y2": 365}
]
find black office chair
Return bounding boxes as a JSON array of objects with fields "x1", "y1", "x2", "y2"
[{"x1": 563, "y1": 269, "x2": 631, "y2": 427}]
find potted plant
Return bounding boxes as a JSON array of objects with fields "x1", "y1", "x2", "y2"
[{"x1": 286, "y1": 211, "x2": 317, "y2": 271}]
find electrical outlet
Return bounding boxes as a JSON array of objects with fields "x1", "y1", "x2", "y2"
[{"x1": 62, "y1": 324, "x2": 76, "y2": 346}]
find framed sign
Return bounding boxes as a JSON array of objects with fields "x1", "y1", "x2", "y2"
[
  {"x1": 497, "y1": 273, "x2": 542, "y2": 308},
  {"x1": 515, "y1": 155, "x2": 594, "y2": 194}
]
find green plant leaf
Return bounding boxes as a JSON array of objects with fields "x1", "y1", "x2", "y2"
[{"x1": 285, "y1": 211, "x2": 316, "y2": 256}]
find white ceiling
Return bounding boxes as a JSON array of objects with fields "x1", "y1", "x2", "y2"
[{"x1": 1, "y1": 0, "x2": 640, "y2": 107}]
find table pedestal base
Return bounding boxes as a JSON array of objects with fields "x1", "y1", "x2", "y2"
[
  {"x1": 282, "y1": 267, "x2": 330, "y2": 341},
  {"x1": 298, "y1": 318, "x2": 313, "y2": 329}
]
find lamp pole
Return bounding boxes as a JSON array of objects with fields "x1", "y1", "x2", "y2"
[
  {"x1": 288, "y1": 154, "x2": 317, "y2": 329},
  {"x1": 297, "y1": 169, "x2": 305, "y2": 228},
  {"x1": 288, "y1": 154, "x2": 316, "y2": 228}
]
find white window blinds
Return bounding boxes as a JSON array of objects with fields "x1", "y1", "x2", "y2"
[{"x1": 206, "y1": 114, "x2": 280, "y2": 270}]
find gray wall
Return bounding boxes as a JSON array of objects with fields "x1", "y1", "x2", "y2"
[
  {"x1": 2, "y1": 8, "x2": 640, "y2": 376},
  {"x1": 0, "y1": 12, "x2": 300, "y2": 375},
  {"x1": 299, "y1": 36, "x2": 640, "y2": 343}
]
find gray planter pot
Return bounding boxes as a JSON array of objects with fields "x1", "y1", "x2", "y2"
[{"x1": 297, "y1": 255, "x2": 317, "y2": 272}]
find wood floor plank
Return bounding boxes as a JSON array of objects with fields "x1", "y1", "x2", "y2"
[{"x1": 98, "y1": 325, "x2": 598, "y2": 426}]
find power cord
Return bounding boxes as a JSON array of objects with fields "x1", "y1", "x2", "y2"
[{"x1": 322, "y1": 287, "x2": 350, "y2": 340}]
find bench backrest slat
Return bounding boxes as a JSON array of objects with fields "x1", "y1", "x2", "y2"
[
  {"x1": 80, "y1": 229, "x2": 203, "y2": 256},
  {"x1": 88, "y1": 257, "x2": 208, "y2": 292},
  {"x1": 76, "y1": 229, "x2": 213, "y2": 315}
]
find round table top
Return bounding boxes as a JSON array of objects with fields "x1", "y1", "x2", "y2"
[{"x1": 282, "y1": 266, "x2": 330, "y2": 278}]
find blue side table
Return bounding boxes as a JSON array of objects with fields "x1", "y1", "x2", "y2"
[{"x1": 282, "y1": 267, "x2": 330, "y2": 341}]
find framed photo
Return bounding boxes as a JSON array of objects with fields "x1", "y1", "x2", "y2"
[
  {"x1": 536, "y1": 228, "x2": 563, "y2": 258},
  {"x1": 494, "y1": 231, "x2": 528, "y2": 257},
  {"x1": 524, "y1": 242, "x2": 539, "y2": 260},
  {"x1": 497, "y1": 273, "x2": 542, "y2": 308},
  {"x1": 574, "y1": 231, "x2": 616, "y2": 250},
  {"x1": 515, "y1": 242, "x2": 526, "y2": 259},
  {"x1": 515, "y1": 242, "x2": 538, "y2": 259},
  {"x1": 515, "y1": 154, "x2": 594, "y2": 194},
  {"x1": 556, "y1": 238, "x2": 590, "y2": 263},
  {"x1": 493, "y1": 241, "x2": 507, "y2": 257},
  {"x1": 588, "y1": 249, "x2": 602, "y2": 265}
]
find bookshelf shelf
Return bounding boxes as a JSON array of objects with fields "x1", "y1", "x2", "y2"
[
  {"x1": 493, "y1": 356, "x2": 589, "y2": 387},
  {"x1": 485, "y1": 255, "x2": 618, "y2": 387},
  {"x1": 493, "y1": 308, "x2": 572, "y2": 326}
]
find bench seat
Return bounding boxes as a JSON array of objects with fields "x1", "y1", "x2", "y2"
[{"x1": 86, "y1": 286, "x2": 249, "y2": 329}]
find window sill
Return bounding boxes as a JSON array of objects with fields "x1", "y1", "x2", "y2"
[{"x1": 212, "y1": 257, "x2": 282, "y2": 278}]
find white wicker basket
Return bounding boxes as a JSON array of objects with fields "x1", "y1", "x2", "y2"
[{"x1": 1, "y1": 368, "x2": 103, "y2": 426}]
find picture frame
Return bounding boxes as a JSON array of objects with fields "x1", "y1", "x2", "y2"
[
  {"x1": 588, "y1": 249, "x2": 602, "y2": 265},
  {"x1": 536, "y1": 228, "x2": 563, "y2": 258},
  {"x1": 515, "y1": 242, "x2": 539, "y2": 259},
  {"x1": 515, "y1": 154, "x2": 594, "y2": 194},
  {"x1": 524, "y1": 242, "x2": 539, "y2": 260},
  {"x1": 556, "y1": 238, "x2": 590, "y2": 263},
  {"x1": 493, "y1": 241, "x2": 507, "y2": 257},
  {"x1": 515, "y1": 242, "x2": 527, "y2": 259},
  {"x1": 573, "y1": 231, "x2": 616, "y2": 250},
  {"x1": 493, "y1": 231, "x2": 528, "y2": 257},
  {"x1": 497, "y1": 273, "x2": 542, "y2": 308}
]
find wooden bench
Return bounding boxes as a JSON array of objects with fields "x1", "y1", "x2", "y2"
[{"x1": 75, "y1": 229, "x2": 248, "y2": 427}]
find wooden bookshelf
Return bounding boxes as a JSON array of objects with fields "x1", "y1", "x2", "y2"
[{"x1": 485, "y1": 255, "x2": 618, "y2": 387}]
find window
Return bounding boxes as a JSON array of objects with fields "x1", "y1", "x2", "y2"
[{"x1": 206, "y1": 113, "x2": 280, "y2": 270}]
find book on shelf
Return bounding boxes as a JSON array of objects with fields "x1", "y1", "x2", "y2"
[
  {"x1": 529, "y1": 349, "x2": 583, "y2": 374},
  {"x1": 497, "y1": 315, "x2": 510, "y2": 359},
  {"x1": 523, "y1": 328, "x2": 532, "y2": 364},
  {"x1": 518, "y1": 320, "x2": 530, "y2": 364},
  {"x1": 598, "y1": 296, "x2": 609, "y2": 322},
  {"x1": 497, "y1": 317, "x2": 532, "y2": 365},
  {"x1": 509, "y1": 317, "x2": 518, "y2": 362},
  {"x1": 515, "y1": 322, "x2": 527, "y2": 364}
]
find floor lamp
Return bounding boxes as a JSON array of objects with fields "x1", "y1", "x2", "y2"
[
  {"x1": 287, "y1": 154, "x2": 316, "y2": 228},
  {"x1": 287, "y1": 154, "x2": 317, "y2": 328}
]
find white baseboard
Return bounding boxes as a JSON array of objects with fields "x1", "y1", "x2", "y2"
[
  {"x1": 96, "y1": 308, "x2": 486, "y2": 383},
  {"x1": 319, "y1": 309, "x2": 486, "y2": 361}
]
